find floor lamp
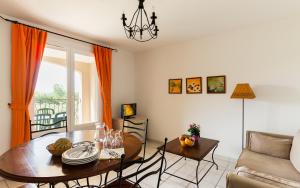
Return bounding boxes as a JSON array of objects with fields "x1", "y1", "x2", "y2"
[{"x1": 231, "y1": 83, "x2": 256, "y2": 149}]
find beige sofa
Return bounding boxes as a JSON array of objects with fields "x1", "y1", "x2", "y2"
[{"x1": 227, "y1": 131, "x2": 300, "y2": 188}]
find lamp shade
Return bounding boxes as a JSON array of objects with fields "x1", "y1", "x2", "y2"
[{"x1": 231, "y1": 83, "x2": 256, "y2": 99}]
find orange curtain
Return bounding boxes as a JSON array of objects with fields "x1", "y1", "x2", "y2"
[
  {"x1": 93, "y1": 46, "x2": 113, "y2": 129},
  {"x1": 11, "y1": 24, "x2": 47, "y2": 147}
]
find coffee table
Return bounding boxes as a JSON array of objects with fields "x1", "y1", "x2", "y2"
[{"x1": 161, "y1": 137, "x2": 219, "y2": 188}]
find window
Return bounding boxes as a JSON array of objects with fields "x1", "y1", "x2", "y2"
[{"x1": 30, "y1": 44, "x2": 100, "y2": 131}]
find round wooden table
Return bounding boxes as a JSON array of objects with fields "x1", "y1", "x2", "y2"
[{"x1": 0, "y1": 130, "x2": 142, "y2": 185}]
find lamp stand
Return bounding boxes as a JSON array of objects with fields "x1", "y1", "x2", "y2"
[{"x1": 242, "y1": 98, "x2": 245, "y2": 149}]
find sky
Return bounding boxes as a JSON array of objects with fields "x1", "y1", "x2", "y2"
[{"x1": 35, "y1": 61, "x2": 81, "y2": 94}]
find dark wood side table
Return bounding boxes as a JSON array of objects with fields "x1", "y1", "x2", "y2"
[{"x1": 161, "y1": 137, "x2": 219, "y2": 188}]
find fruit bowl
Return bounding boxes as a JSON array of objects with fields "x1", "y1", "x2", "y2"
[
  {"x1": 47, "y1": 144, "x2": 66, "y2": 156},
  {"x1": 179, "y1": 135, "x2": 195, "y2": 147},
  {"x1": 46, "y1": 138, "x2": 72, "y2": 156}
]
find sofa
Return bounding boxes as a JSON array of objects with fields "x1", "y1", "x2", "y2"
[{"x1": 227, "y1": 131, "x2": 300, "y2": 188}]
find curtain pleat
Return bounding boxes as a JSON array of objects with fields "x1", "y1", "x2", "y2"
[
  {"x1": 93, "y1": 46, "x2": 112, "y2": 129},
  {"x1": 11, "y1": 24, "x2": 47, "y2": 147}
]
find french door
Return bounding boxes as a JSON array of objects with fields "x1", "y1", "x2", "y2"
[{"x1": 33, "y1": 43, "x2": 100, "y2": 131}]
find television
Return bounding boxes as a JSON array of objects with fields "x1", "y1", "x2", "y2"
[{"x1": 121, "y1": 103, "x2": 137, "y2": 119}]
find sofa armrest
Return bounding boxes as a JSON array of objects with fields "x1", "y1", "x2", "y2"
[{"x1": 227, "y1": 173, "x2": 279, "y2": 188}]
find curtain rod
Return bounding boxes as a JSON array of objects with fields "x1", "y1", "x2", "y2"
[{"x1": 0, "y1": 15, "x2": 117, "y2": 52}]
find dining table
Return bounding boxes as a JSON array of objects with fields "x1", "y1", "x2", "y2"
[{"x1": 0, "y1": 130, "x2": 142, "y2": 187}]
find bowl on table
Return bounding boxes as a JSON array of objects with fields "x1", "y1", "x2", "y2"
[
  {"x1": 179, "y1": 135, "x2": 195, "y2": 147},
  {"x1": 46, "y1": 138, "x2": 72, "y2": 157}
]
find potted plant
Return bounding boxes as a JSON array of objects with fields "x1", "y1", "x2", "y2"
[{"x1": 188, "y1": 123, "x2": 200, "y2": 141}]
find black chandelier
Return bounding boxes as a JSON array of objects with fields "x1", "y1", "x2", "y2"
[{"x1": 121, "y1": 0, "x2": 159, "y2": 42}]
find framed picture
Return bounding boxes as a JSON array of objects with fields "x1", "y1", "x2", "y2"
[
  {"x1": 169, "y1": 79, "x2": 182, "y2": 94},
  {"x1": 186, "y1": 77, "x2": 202, "y2": 94},
  {"x1": 207, "y1": 75, "x2": 226, "y2": 94}
]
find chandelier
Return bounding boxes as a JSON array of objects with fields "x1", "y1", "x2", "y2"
[{"x1": 121, "y1": 0, "x2": 159, "y2": 42}]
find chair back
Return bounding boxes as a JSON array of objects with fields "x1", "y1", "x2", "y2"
[
  {"x1": 30, "y1": 117, "x2": 67, "y2": 139},
  {"x1": 116, "y1": 138, "x2": 168, "y2": 188},
  {"x1": 54, "y1": 112, "x2": 67, "y2": 127},
  {"x1": 34, "y1": 114, "x2": 52, "y2": 124},
  {"x1": 122, "y1": 118, "x2": 149, "y2": 159},
  {"x1": 37, "y1": 108, "x2": 55, "y2": 115}
]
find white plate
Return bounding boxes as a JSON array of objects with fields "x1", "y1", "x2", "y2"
[{"x1": 62, "y1": 146, "x2": 99, "y2": 165}]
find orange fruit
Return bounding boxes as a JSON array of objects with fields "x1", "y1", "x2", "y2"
[
  {"x1": 179, "y1": 140, "x2": 186, "y2": 147},
  {"x1": 185, "y1": 138, "x2": 194, "y2": 147}
]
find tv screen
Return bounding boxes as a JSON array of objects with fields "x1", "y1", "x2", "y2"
[{"x1": 121, "y1": 103, "x2": 137, "y2": 118}]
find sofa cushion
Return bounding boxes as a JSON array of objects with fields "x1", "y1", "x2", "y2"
[
  {"x1": 248, "y1": 132, "x2": 292, "y2": 159},
  {"x1": 291, "y1": 130, "x2": 300, "y2": 173},
  {"x1": 234, "y1": 166, "x2": 300, "y2": 188},
  {"x1": 237, "y1": 149, "x2": 300, "y2": 182},
  {"x1": 227, "y1": 173, "x2": 279, "y2": 188}
]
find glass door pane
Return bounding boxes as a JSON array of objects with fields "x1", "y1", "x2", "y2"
[
  {"x1": 31, "y1": 47, "x2": 68, "y2": 131},
  {"x1": 74, "y1": 53, "x2": 99, "y2": 125}
]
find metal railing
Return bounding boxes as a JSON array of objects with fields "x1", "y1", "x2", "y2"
[{"x1": 34, "y1": 98, "x2": 80, "y2": 121}]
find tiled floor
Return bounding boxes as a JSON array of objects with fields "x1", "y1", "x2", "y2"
[{"x1": 0, "y1": 140, "x2": 236, "y2": 188}]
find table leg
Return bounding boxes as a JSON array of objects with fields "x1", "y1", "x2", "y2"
[
  {"x1": 159, "y1": 150, "x2": 168, "y2": 172},
  {"x1": 86, "y1": 178, "x2": 90, "y2": 187},
  {"x1": 195, "y1": 161, "x2": 200, "y2": 188},
  {"x1": 98, "y1": 174, "x2": 102, "y2": 187},
  {"x1": 63, "y1": 182, "x2": 70, "y2": 188},
  {"x1": 135, "y1": 163, "x2": 143, "y2": 181},
  {"x1": 212, "y1": 144, "x2": 219, "y2": 170},
  {"x1": 163, "y1": 156, "x2": 167, "y2": 172}
]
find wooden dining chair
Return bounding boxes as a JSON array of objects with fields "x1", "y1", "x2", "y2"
[{"x1": 104, "y1": 138, "x2": 168, "y2": 188}]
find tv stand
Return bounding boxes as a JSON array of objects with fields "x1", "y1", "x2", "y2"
[{"x1": 124, "y1": 116, "x2": 136, "y2": 120}]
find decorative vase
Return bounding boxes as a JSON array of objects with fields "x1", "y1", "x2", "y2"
[{"x1": 192, "y1": 135, "x2": 200, "y2": 142}]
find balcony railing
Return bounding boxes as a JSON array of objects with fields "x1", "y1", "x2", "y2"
[{"x1": 33, "y1": 98, "x2": 80, "y2": 123}]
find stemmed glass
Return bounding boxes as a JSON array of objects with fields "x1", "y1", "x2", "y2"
[
  {"x1": 117, "y1": 130, "x2": 124, "y2": 148},
  {"x1": 112, "y1": 130, "x2": 124, "y2": 148},
  {"x1": 103, "y1": 129, "x2": 114, "y2": 149}
]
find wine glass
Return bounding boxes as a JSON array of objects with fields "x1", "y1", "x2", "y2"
[
  {"x1": 117, "y1": 130, "x2": 124, "y2": 148},
  {"x1": 103, "y1": 129, "x2": 113, "y2": 149},
  {"x1": 111, "y1": 133, "x2": 118, "y2": 149}
]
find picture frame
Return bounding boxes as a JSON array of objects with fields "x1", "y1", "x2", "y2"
[
  {"x1": 168, "y1": 79, "x2": 182, "y2": 94},
  {"x1": 207, "y1": 75, "x2": 226, "y2": 94},
  {"x1": 186, "y1": 77, "x2": 202, "y2": 94}
]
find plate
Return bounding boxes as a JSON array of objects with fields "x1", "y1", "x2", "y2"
[{"x1": 62, "y1": 146, "x2": 99, "y2": 165}]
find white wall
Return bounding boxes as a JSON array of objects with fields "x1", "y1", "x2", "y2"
[
  {"x1": 112, "y1": 50, "x2": 136, "y2": 118},
  {"x1": 135, "y1": 18, "x2": 300, "y2": 159},
  {"x1": 0, "y1": 19, "x2": 136, "y2": 154},
  {"x1": 0, "y1": 19, "x2": 11, "y2": 155}
]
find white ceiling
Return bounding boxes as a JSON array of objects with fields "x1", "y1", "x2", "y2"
[{"x1": 0, "y1": 0, "x2": 300, "y2": 52}]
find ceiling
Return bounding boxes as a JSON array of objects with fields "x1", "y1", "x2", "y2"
[{"x1": 0, "y1": 0, "x2": 300, "y2": 52}]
